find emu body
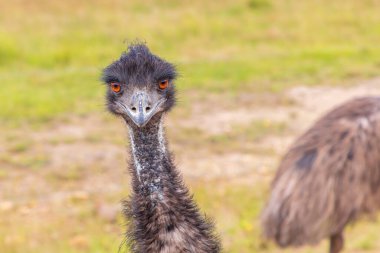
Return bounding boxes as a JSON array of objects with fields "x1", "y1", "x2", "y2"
[
  {"x1": 102, "y1": 44, "x2": 220, "y2": 253},
  {"x1": 261, "y1": 97, "x2": 380, "y2": 253}
]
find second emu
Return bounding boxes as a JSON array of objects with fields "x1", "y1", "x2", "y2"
[{"x1": 261, "y1": 97, "x2": 380, "y2": 253}]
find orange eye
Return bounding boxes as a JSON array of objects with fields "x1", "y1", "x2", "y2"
[
  {"x1": 110, "y1": 83, "x2": 121, "y2": 93},
  {"x1": 159, "y1": 79, "x2": 169, "y2": 90}
]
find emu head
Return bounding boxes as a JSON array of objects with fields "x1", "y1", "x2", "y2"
[{"x1": 102, "y1": 43, "x2": 177, "y2": 128}]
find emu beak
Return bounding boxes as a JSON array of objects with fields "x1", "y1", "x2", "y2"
[{"x1": 124, "y1": 91, "x2": 164, "y2": 127}]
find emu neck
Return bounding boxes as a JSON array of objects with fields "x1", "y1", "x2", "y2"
[
  {"x1": 125, "y1": 118, "x2": 220, "y2": 253},
  {"x1": 128, "y1": 119, "x2": 167, "y2": 198}
]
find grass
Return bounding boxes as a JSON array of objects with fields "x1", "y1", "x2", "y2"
[
  {"x1": 2, "y1": 180, "x2": 379, "y2": 253},
  {"x1": 1, "y1": 113, "x2": 380, "y2": 253},
  {"x1": 1, "y1": 0, "x2": 380, "y2": 124},
  {"x1": 167, "y1": 119, "x2": 288, "y2": 156}
]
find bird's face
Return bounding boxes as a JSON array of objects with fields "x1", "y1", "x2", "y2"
[{"x1": 102, "y1": 44, "x2": 177, "y2": 128}]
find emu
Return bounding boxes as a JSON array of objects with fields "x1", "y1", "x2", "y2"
[
  {"x1": 261, "y1": 97, "x2": 380, "y2": 253},
  {"x1": 101, "y1": 43, "x2": 220, "y2": 253}
]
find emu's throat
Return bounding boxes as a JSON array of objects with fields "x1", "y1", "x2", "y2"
[{"x1": 127, "y1": 119, "x2": 167, "y2": 196}]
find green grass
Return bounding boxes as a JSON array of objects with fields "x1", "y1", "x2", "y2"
[
  {"x1": 1, "y1": 170, "x2": 380, "y2": 253},
  {"x1": 1, "y1": 0, "x2": 380, "y2": 123},
  {"x1": 0, "y1": 206, "x2": 124, "y2": 253}
]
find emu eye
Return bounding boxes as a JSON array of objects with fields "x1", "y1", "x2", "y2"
[
  {"x1": 110, "y1": 83, "x2": 121, "y2": 93},
  {"x1": 158, "y1": 79, "x2": 169, "y2": 90}
]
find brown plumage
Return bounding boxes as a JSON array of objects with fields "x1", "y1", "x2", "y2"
[{"x1": 261, "y1": 96, "x2": 380, "y2": 253}]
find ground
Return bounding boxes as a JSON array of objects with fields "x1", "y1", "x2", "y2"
[{"x1": 1, "y1": 79, "x2": 380, "y2": 253}]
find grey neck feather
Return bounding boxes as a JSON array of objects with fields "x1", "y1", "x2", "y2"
[
  {"x1": 124, "y1": 118, "x2": 221, "y2": 253},
  {"x1": 127, "y1": 118, "x2": 167, "y2": 199}
]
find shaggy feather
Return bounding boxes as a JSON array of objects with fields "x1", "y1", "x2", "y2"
[
  {"x1": 102, "y1": 43, "x2": 220, "y2": 253},
  {"x1": 261, "y1": 97, "x2": 380, "y2": 250}
]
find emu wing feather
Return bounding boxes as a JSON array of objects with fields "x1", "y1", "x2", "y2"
[{"x1": 261, "y1": 97, "x2": 380, "y2": 247}]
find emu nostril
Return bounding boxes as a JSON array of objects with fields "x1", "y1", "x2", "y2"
[
  {"x1": 146, "y1": 106, "x2": 151, "y2": 112},
  {"x1": 131, "y1": 107, "x2": 137, "y2": 112}
]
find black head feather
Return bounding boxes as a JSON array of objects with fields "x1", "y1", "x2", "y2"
[
  {"x1": 102, "y1": 43, "x2": 177, "y2": 86},
  {"x1": 101, "y1": 43, "x2": 177, "y2": 127}
]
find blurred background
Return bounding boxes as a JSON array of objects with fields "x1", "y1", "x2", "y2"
[{"x1": 1, "y1": 0, "x2": 380, "y2": 252}]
